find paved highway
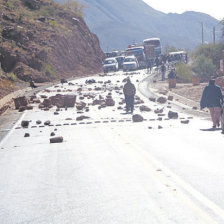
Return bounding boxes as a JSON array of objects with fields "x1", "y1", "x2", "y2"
[{"x1": 0, "y1": 70, "x2": 224, "y2": 224}]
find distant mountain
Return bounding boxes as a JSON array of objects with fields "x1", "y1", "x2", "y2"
[{"x1": 56, "y1": 0, "x2": 222, "y2": 52}]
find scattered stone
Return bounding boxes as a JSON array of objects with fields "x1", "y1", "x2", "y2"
[
  {"x1": 168, "y1": 111, "x2": 178, "y2": 119},
  {"x1": 54, "y1": 112, "x2": 59, "y2": 115},
  {"x1": 76, "y1": 115, "x2": 90, "y2": 121},
  {"x1": 149, "y1": 97, "x2": 156, "y2": 102},
  {"x1": 139, "y1": 105, "x2": 151, "y2": 112},
  {"x1": 105, "y1": 98, "x2": 115, "y2": 106},
  {"x1": 181, "y1": 120, "x2": 190, "y2": 124},
  {"x1": 50, "y1": 136, "x2": 63, "y2": 143},
  {"x1": 24, "y1": 133, "x2": 30, "y2": 137},
  {"x1": 132, "y1": 114, "x2": 144, "y2": 122},
  {"x1": 192, "y1": 106, "x2": 198, "y2": 110},
  {"x1": 44, "y1": 120, "x2": 51, "y2": 126},
  {"x1": 26, "y1": 105, "x2": 33, "y2": 110},
  {"x1": 148, "y1": 126, "x2": 153, "y2": 129},
  {"x1": 40, "y1": 95, "x2": 47, "y2": 99},
  {"x1": 43, "y1": 98, "x2": 52, "y2": 107},
  {"x1": 157, "y1": 97, "x2": 167, "y2": 104},
  {"x1": 154, "y1": 108, "x2": 164, "y2": 114},
  {"x1": 168, "y1": 96, "x2": 174, "y2": 101},
  {"x1": 21, "y1": 120, "x2": 29, "y2": 128},
  {"x1": 76, "y1": 101, "x2": 86, "y2": 110},
  {"x1": 36, "y1": 120, "x2": 42, "y2": 125},
  {"x1": 158, "y1": 125, "x2": 163, "y2": 129},
  {"x1": 61, "y1": 78, "x2": 68, "y2": 84},
  {"x1": 19, "y1": 106, "x2": 27, "y2": 112}
]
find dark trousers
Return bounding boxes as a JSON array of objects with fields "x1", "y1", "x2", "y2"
[{"x1": 125, "y1": 95, "x2": 134, "y2": 113}]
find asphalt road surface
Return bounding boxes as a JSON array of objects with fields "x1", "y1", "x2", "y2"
[{"x1": 0, "y1": 70, "x2": 224, "y2": 224}]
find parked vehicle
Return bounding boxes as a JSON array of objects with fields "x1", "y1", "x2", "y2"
[
  {"x1": 168, "y1": 51, "x2": 187, "y2": 62},
  {"x1": 125, "y1": 46, "x2": 146, "y2": 69},
  {"x1": 103, "y1": 57, "x2": 119, "y2": 73},
  {"x1": 123, "y1": 56, "x2": 139, "y2": 72},
  {"x1": 116, "y1": 56, "x2": 125, "y2": 70}
]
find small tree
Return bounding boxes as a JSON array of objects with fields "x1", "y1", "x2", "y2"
[{"x1": 192, "y1": 55, "x2": 216, "y2": 82}]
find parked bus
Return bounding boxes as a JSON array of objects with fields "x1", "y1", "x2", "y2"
[{"x1": 143, "y1": 38, "x2": 162, "y2": 58}]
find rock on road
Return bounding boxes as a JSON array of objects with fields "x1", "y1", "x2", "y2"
[{"x1": 0, "y1": 70, "x2": 224, "y2": 224}]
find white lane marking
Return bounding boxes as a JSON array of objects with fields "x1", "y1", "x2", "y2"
[
  {"x1": 110, "y1": 127, "x2": 224, "y2": 223},
  {"x1": 0, "y1": 111, "x2": 27, "y2": 148}
]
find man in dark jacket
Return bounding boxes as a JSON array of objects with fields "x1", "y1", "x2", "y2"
[
  {"x1": 200, "y1": 79, "x2": 223, "y2": 128},
  {"x1": 123, "y1": 77, "x2": 136, "y2": 113},
  {"x1": 160, "y1": 63, "x2": 166, "y2": 81}
]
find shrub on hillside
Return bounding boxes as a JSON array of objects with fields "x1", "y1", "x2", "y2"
[
  {"x1": 193, "y1": 43, "x2": 224, "y2": 69},
  {"x1": 176, "y1": 63, "x2": 193, "y2": 83},
  {"x1": 192, "y1": 55, "x2": 216, "y2": 82}
]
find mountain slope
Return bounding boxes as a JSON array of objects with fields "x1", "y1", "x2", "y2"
[
  {"x1": 56, "y1": 0, "x2": 221, "y2": 51},
  {"x1": 0, "y1": 0, "x2": 104, "y2": 87}
]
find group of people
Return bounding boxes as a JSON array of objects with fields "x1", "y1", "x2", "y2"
[{"x1": 123, "y1": 76, "x2": 224, "y2": 132}]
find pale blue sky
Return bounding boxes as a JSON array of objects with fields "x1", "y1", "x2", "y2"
[{"x1": 143, "y1": 0, "x2": 223, "y2": 20}]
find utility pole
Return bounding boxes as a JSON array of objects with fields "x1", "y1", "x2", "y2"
[
  {"x1": 201, "y1": 22, "x2": 204, "y2": 44},
  {"x1": 213, "y1": 26, "x2": 216, "y2": 44}
]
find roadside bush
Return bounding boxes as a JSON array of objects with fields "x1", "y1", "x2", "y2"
[
  {"x1": 39, "y1": 5, "x2": 57, "y2": 17},
  {"x1": 192, "y1": 55, "x2": 216, "y2": 82},
  {"x1": 43, "y1": 63, "x2": 57, "y2": 79},
  {"x1": 176, "y1": 63, "x2": 193, "y2": 83},
  {"x1": 193, "y1": 43, "x2": 224, "y2": 69},
  {"x1": 5, "y1": 0, "x2": 20, "y2": 9},
  {"x1": 7, "y1": 72, "x2": 18, "y2": 82}
]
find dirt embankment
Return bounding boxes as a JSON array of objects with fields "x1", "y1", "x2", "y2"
[{"x1": 0, "y1": 0, "x2": 105, "y2": 99}]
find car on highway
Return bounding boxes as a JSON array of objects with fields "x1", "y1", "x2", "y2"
[
  {"x1": 103, "y1": 57, "x2": 119, "y2": 73},
  {"x1": 123, "y1": 56, "x2": 139, "y2": 72},
  {"x1": 115, "y1": 56, "x2": 125, "y2": 70}
]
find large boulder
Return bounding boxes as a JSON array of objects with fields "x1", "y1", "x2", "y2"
[
  {"x1": 14, "y1": 96, "x2": 28, "y2": 109},
  {"x1": 50, "y1": 94, "x2": 76, "y2": 108}
]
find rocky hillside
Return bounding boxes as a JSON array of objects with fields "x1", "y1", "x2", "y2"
[{"x1": 0, "y1": 0, "x2": 104, "y2": 97}]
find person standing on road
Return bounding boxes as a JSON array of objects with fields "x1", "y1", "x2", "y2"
[
  {"x1": 200, "y1": 79, "x2": 223, "y2": 128},
  {"x1": 146, "y1": 60, "x2": 152, "y2": 74},
  {"x1": 123, "y1": 77, "x2": 136, "y2": 113},
  {"x1": 160, "y1": 63, "x2": 166, "y2": 81}
]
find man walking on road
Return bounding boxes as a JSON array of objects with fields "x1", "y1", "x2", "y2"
[
  {"x1": 123, "y1": 77, "x2": 136, "y2": 113},
  {"x1": 161, "y1": 63, "x2": 166, "y2": 81},
  {"x1": 200, "y1": 79, "x2": 223, "y2": 128}
]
